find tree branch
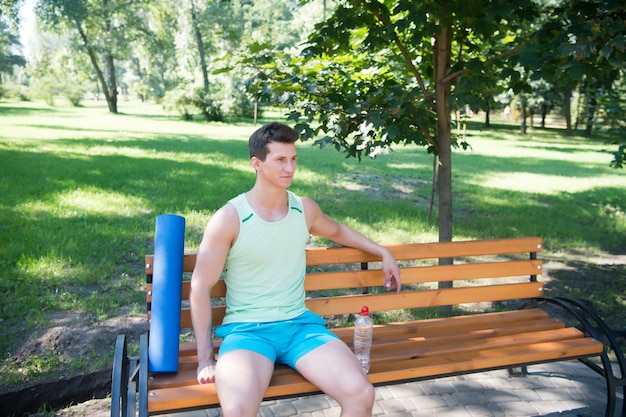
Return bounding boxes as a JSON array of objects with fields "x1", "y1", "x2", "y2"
[
  {"x1": 441, "y1": 41, "x2": 527, "y2": 85},
  {"x1": 358, "y1": 0, "x2": 434, "y2": 109},
  {"x1": 357, "y1": 0, "x2": 438, "y2": 150}
]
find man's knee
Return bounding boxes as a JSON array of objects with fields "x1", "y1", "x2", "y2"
[
  {"x1": 219, "y1": 399, "x2": 262, "y2": 417},
  {"x1": 360, "y1": 382, "x2": 376, "y2": 408},
  {"x1": 341, "y1": 380, "x2": 375, "y2": 413}
]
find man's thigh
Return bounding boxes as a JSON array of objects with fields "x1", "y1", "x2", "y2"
[
  {"x1": 215, "y1": 349, "x2": 274, "y2": 410},
  {"x1": 294, "y1": 339, "x2": 371, "y2": 398}
]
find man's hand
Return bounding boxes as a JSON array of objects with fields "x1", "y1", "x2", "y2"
[
  {"x1": 197, "y1": 360, "x2": 217, "y2": 384},
  {"x1": 382, "y1": 250, "x2": 402, "y2": 293}
]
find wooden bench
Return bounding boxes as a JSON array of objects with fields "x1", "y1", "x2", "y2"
[{"x1": 111, "y1": 236, "x2": 626, "y2": 417}]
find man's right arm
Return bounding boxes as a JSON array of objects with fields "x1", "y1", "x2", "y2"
[{"x1": 190, "y1": 204, "x2": 237, "y2": 384}]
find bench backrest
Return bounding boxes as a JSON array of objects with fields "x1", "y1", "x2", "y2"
[{"x1": 144, "y1": 237, "x2": 543, "y2": 330}]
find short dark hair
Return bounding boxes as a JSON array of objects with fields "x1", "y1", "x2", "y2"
[{"x1": 248, "y1": 122, "x2": 299, "y2": 160}]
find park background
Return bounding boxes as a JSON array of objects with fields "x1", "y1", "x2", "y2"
[{"x1": 1, "y1": 0, "x2": 625, "y2": 414}]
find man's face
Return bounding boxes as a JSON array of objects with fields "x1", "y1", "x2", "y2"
[{"x1": 254, "y1": 141, "x2": 297, "y2": 188}]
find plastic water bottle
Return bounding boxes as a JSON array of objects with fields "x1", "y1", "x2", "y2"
[{"x1": 354, "y1": 305, "x2": 373, "y2": 373}]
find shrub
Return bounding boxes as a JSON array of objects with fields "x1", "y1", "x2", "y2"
[
  {"x1": 191, "y1": 89, "x2": 224, "y2": 122},
  {"x1": 162, "y1": 87, "x2": 196, "y2": 120}
]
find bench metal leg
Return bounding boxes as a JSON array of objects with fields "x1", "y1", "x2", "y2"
[
  {"x1": 540, "y1": 297, "x2": 626, "y2": 417},
  {"x1": 138, "y1": 333, "x2": 149, "y2": 417},
  {"x1": 111, "y1": 335, "x2": 129, "y2": 417},
  {"x1": 507, "y1": 366, "x2": 528, "y2": 377}
]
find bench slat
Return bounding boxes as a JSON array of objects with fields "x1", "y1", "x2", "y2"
[
  {"x1": 303, "y1": 237, "x2": 543, "y2": 266},
  {"x1": 146, "y1": 259, "x2": 543, "y2": 303},
  {"x1": 144, "y1": 237, "x2": 542, "y2": 275},
  {"x1": 166, "y1": 282, "x2": 544, "y2": 329},
  {"x1": 371, "y1": 327, "x2": 586, "y2": 362},
  {"x1": 368, "y1": 337, "x2": 603, "y2": 384},
  {"x1": 304, "y1": 282, "x2": 544, "y2": 316},
  {"x1": 146, "y1": 336, "x2": 600, "y2": 413},
  {"x1": 149, "y1": 326, "x2": 590, "y2": 392},
  {"x1": 150, "y1": 309, "x2": 569, "y2": 391},
  {"x1": 173, "y1": 308, "x2": 556, "y2": 360},
  {"x1": 302, "y1": 260, "x2": 542, "y2": 291},
  {"x1": 330, "y1": 308, "x2": 552, "y2": 340}
]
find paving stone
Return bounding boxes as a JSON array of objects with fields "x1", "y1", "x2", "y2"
[{"x1": 408, "y1": 394, "x2": 449, "y2": 410}]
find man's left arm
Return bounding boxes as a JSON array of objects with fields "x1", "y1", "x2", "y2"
[{"x1": 303, "y1": 197, "x2": 401, "y2": 292}]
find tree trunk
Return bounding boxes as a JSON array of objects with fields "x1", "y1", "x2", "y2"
[
  {"x1": 585, "y1": 90, "x2": 596, "y2": 136},
  {"x1": 484, "y1": 101, "x2": 491, "y2": 128},
  {"x1": 434, "y1": 25, "x2": 454, "y2": 315},
  {"x1": 190, "y1": 0, "x2": 209, "y2": 93},
  {"x1": 434, "y1": 25, "x2": 453, "y2": 245},
  {"x1": 105, "y1": 51, "x2": 118, "y2": 113},
  {"x1": 520, "y1": 95, "x2": 527, "y2": 134},
  {"x1": 563, "y1": 85, "x2": 572, "y2": 135},
  {"x1": 74, "y1": 20, "x2": 117, "y2": 113}
]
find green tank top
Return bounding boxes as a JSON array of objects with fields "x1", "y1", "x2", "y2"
[{"x1": 222, "y1": 190, "x2": 309, "y2": 324}]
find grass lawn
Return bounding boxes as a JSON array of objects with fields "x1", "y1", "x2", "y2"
[{"x1": 1, "y1": 98, "x2": 625, "y2": 393}]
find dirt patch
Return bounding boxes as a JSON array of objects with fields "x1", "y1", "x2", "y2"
[
  {"x1": 332, "y1": 173, "x2": 432, "y2": 205},
  {"x1": 2, "y1": 307, "x2": 146, "y2": 417},
  {"x1": 28, "y1": 398, "x2": 110, "y2": 417}
]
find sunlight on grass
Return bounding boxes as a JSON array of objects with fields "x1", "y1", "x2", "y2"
[
  {"x1": 17, "y1": 188, "x2": 149, "y2": 217},
  {"x1": 472, "y1": 172, "x2": 624, "y2": 194}
]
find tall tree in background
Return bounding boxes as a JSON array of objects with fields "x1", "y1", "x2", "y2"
[
  {"x1": 557, "y1": 0, "x2": 625, "y2": 167},
  {"x1": 0, "y1": 17, "x2": 25, "y2": 86},
  {"x1": 189, "y1": 0, "x2": 209, "y2": 93},
  {"x1": 35, "y1": 0, "x2": 145, "y2": 113}
]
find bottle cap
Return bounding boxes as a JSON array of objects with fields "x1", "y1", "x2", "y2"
[{"x1": 360, "y1": 306, "x2": 369, "y2": 316}]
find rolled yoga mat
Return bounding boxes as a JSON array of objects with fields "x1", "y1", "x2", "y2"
[{"x1": 149, "y1": 214, "x2": 185, "y2": 372}]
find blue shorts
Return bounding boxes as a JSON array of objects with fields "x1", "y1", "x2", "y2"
[{"x1": 215, "y1": 310, "x2": 339, "y2": 368}]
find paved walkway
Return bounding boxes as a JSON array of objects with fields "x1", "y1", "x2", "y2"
[{"x1": 164, "y1": 361, "x2": 622, "y2": 417}]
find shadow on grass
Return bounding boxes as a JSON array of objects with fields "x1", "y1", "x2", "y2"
[
  {"x1": 0, "y1": 104, "x2": 58, "y2": 116},
  {"x1": 0, "y1": 134, "x2": 253, "y2": 350},
  {"x1": 544, "y1": 261, "x2": 626, "y2": 353}
]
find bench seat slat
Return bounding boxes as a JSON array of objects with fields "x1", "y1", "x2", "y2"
[
  {"x1": 146, "y1": 336, "x2": 599, "y2": 414},
  {"x1": 370, "y1": 327, "x2": 587, "y2": 362},
  {"x1": 369, "y1": 318, "x2": 567, "y2": 352},
  {"x1": 330, "y1": 308, "x2": 552, "y2": 339},
  {"x1": 168, "y1": 309, "x2": 564, "y2": 367},
  {"x1": 151, "y1": 325, "x2": 582, "y2": 391},
  {"x1": 368, "y1": 337, "x2": 603, "y2": 384}
]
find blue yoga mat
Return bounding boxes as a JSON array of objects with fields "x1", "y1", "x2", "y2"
[{"x1": 148, "y1": 214, "x2": 185, "y2": 373}]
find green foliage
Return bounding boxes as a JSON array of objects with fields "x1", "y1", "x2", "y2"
[
  {"x1": 162, "y1": 86, "x2": 196, "y2": 120},
  {"x1": 236, "y1": 0, "x2": 541, "y2": 160},
  {"x1": 226, "y1": 87, "x2": 260, "y2": 119},
  {"x1": 596, "y1": 78, "x2": 626, "y2": 168},
  {"x1": 191, "y1": 89, "x2": 224, "y2": 122},
  {"x1": 0, "y1": 17, "x2": 25, "y2": 77}
]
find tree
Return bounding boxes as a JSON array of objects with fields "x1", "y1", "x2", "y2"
[
  {"x1": 258, "y1": 0, "x2": 538, "y2": 246},
  {"x1": 0, "y1": 0, "x2": 22, "y2": 26},
  {"x1": 536, "y1": 0, "x2": 626, "y2": 165},
  {"x1": 0, "y1": 16, "x2": 25, "y2": 87},
  {"x1": 35, "y1": 0, "x2": 146, "y2": 113}
]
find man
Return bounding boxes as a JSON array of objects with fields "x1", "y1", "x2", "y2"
[{"x1": 190, "y1": 122, "x2": 401, "y2": 417}]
